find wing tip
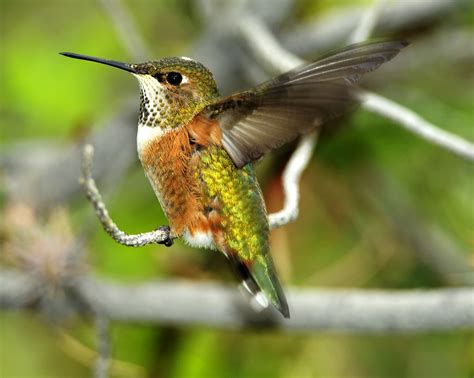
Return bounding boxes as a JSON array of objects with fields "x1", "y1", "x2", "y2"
[
  {"x1": 382, "y1": 39, "x2": 410, "y2": 56},
  {"x1": 347, "y1": 39, "x2": 409, "y2": 50}
]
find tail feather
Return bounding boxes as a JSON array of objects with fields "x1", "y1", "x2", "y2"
[{"x1": 227, "y1": 253, "x2": 290, "y2": 318}]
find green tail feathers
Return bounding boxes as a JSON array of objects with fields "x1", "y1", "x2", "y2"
[{"x1": 228, "y1": 253, "x2": 290, "y2": 318}]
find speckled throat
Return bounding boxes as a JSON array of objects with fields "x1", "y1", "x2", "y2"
[{"x1": 136, "y1": 75, "x2": 196, "y2": 129}]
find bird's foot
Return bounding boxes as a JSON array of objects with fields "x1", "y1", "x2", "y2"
[{"x1": 157, "y1": 225, "x2": 174, "y2": 247}]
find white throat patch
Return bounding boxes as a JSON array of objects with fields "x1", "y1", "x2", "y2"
[
  {"x1": 136, "y1": 125, "x2": 166, "y2": 154},
  {"x1": 134, "y1": 75, "x2": 171, "y2": 154}
]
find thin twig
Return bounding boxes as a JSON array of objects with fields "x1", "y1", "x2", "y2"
[
  {"x1": 58, "y1": 330, "x2": 148, "y2": 377},
  {"x1": 94, "y1": 315, "x2": 110, "y2": 378},
  {"x1": 359, "y1": 91, "x2": 474, "y2": 161},
  {"x1": 80, "y1": 144, "x2": 173, "y2": 247},
  {"x1": 269, "y1": 132, "x2": 318, "y2": 229},
  {"x1": 238, "y1": 14, "x2": 303, "y2": 73},
  {"x1": 348, "y1": 0, "x2": 385, "y2": 44},
  {"x1": 282, "y1": 0, "x2": 462, "y2": 55},
  {"x1": 98, "y1": 0, "x2": 150, "y2": 61}
]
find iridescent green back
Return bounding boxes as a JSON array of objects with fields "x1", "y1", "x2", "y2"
[
  {"x1": 199, "y1": 145, "x2": 268, "y2": 257},
  {"x1": 197, "y1": 145, "x2": 288, "y2": 315},
  {"x1": 201, "y1": 146, "x2": 269, "y2": 260}
]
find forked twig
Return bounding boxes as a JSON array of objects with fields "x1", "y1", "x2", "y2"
[{"x1": 269, "y1": 132, "x2": 318, "y2": 229}]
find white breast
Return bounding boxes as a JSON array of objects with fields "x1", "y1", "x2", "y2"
[
  {"x1": 136, "y1": 125, "x2": 166, "y2": 155},
  {"x1": 182, "y1": 229, "x2": 215, "y2": 250}
]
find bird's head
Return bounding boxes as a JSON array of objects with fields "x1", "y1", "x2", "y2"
[{"x1": 60, "y1": 53, "x2": 219, "y2": 129}]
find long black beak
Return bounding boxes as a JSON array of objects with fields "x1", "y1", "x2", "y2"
[{"x1": 59, "y1": 52, "x2": 136, "y2": 73}]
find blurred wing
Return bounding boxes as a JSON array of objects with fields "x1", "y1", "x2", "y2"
[{"x1": 202, "y1": 40, "x2": 408, "y2": 167}]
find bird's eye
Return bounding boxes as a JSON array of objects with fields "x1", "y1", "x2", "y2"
[{"x1": 166, "y1": 72, "x2": 182, "y2": 86}]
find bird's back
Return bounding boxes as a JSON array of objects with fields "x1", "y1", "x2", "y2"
[{"x1": 195, "y1": 144, "x2": 289, "y2": 317}]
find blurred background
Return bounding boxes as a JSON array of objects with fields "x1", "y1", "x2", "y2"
[{"x1": 1, "y1": 0, "x2": 473, "y2": 377}]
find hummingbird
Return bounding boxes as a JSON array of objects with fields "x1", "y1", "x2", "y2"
[{"x1": 61, "y1": 40, "x2": 407, "y2": 318}]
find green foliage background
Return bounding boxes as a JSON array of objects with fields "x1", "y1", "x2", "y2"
[{"x1": 1, "y1": 0, "x2": 473, "y2": 377}]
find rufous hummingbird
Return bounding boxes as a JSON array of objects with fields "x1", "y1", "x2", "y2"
[{"x1": 61, "y1": 40, "x2": 407, "y2": 318}]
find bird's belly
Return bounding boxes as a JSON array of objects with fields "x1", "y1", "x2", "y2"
[
  {"x1": 137, "y1": 125, "x2": 204, "y2": 237},
  {"x1": 182, "y1": 228, "x2": 215, "y2": 249}
]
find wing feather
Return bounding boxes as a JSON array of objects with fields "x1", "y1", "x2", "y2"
[{"x1": 202, "y1": 40, "x2": 408, "y2": 167}]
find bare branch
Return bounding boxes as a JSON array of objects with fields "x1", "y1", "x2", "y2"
[
  {"x1": 348, "y1": 0, "x2": 384, "y2": 44},
  {"x1": 194, "y1": 0, "x2": 295, "y2": 27},
  {"x1": 80, "y1": 144, "x2": 173, "y2": 247},
  {"x1": 77, "y1": 280, "x2": 474, "y2": 332},
  {"x1": 98, "y1": 0, "x2": 150, "y2": 61},
  {"x1": 1, "y1": 104, "x2": 138, "y2": 211},
  {"x1": 80, "y1": 281, "x2": 474, "y2": 332},
  {"x1": 282, "y1": 0, "x2": 463, "y2": 55},
  {"x1": 358, "y1": 91, "x2": 474, "y2": 161},
  {"x1": 238, "y1": 15, "x2": 474, "y2": 163},
  {"x1": 238, "y1": 14, "x2": 303, "y2": 72},
  {"x1": 1, "y1": 269, "x2": 472, "y2": 332},
  {"x1": 0, "y1": 268, "x2": 39, "y2": 307},
  {"x1": 269, "y1": 133, "x2": 318, "y2": 229},
  {"x1": 94, "y1": 315, "x2": 110, "y2": 378}
]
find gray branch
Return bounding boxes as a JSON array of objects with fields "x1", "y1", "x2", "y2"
[
  {"x1": 0, "y1": 103, "x2": 138, "y2": 211},
  {"x1": 282, "y1": 0, "x2": 465, "y2": 55},
  {"x1": 269, "y1": 132, "x2": 318, "y2": 229},
  {"x1": 1, "y1": 269, "x2": 472, "y2": 332},
  {"x1": 80, "y1": 281, "x2": 474, "y2": 332},
  {"x1": 94, "y1": 315, "x2": 110, "y2": 378},
  {"x1": 348, "y1": 0, "x2": 385, "y2": 44},
  {"x1": 80, "y1": 144, "x2": 173, "y2": 247},
  {"x1": 358, "y1": 91, "x2": 474, "y2": 161},
  {"x1": 99, "y1": 0, "x2": 150, "y2": 61}
]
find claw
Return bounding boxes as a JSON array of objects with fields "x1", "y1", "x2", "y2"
[{"x1": 157, "y1": 226, "x2": 174, "y2": 247}]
